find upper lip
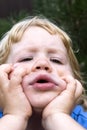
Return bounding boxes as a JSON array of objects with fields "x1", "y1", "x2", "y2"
[{"x1": 29, "y1": 73, "x2": 58, "y2": 85}]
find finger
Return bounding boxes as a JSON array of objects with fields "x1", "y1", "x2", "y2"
[
  {"x1": 10, "y1": 66, "x2": 27, "y2": 89},
  {"x1": 0, "y1": 64, "x2": 12, "y2": 73},
  {"x1": 74, "y1": 80, "x2": 83, "y2": 100},
  {"x1": 63, "y1": 75, "x2": 76, "y2": 96},
  {"x1": 0, "y1": 64, "x2": 12, "y2": 88}
]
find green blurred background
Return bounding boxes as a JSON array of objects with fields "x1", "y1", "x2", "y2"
[{"x1": 0, "y1": 0, "x2": 87, "y2": 86}]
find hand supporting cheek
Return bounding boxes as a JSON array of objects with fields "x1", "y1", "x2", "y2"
[
  {"x1": 42, "y1": 75, "x2": 83, "y2": 121},
  {"x1": 0, "y1": 64, "x2": 32, "y2": 120},
  {"x1": 0, "y1": 64, "x2": 13, "y2": 109}
]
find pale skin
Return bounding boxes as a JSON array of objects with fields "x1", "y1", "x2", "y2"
[{"x1": 0, "y1": 26, "x2": 85, "y2": 130}]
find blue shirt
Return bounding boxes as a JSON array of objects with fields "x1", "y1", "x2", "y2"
[
  {"x1": 0, "y1": 105, "x2": 87, "y2": 129},
  {"x1": 71, "y1": 105, "x2": 87, "y2": 129}
]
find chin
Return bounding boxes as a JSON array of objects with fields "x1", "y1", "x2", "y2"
[
  {"x1": 30, "y1": 100, "x2": 48, "y2": 110},
  {"x1": 28, "y1": 98, "x2": 50, "y2": 113}
]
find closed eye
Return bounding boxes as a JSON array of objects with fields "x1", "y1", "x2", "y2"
[
  {"x1": 50, "y1": 58, "x2": 62, "y2": 64},
  {"x1": 18, "y1": 57, "x2": 33, "y2": 62}
]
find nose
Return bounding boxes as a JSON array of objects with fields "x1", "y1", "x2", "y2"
[{"x1": 32, "y1": 59, "x2": 52, "y2": 72}]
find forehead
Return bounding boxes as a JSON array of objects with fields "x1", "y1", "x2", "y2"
[{"x1": 13, "y1": 26, "x2": 67, "y2": 51}]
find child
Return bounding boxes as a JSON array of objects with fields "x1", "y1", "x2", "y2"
[{"x1": 0, "y1": 16, "x2": 87, "y2": 130}]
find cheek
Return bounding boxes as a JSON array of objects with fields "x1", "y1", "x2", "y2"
[
  {"x1": 18, "y1": 63, "x2": 32, "y2": 74},
  {"x1": 56, "y1": 65, "x2": 73, "y2": 77},
  {"x1": 22, "y1": 75, "x2": 30, "y2": 89}
]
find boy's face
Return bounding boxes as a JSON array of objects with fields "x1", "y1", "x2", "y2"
[{"x1": 7, "y1": 26, "x2": 73, "y2": 112}]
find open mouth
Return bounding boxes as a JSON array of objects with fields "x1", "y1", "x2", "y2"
[
  {"x1": 37, "y1": 79, "x2": 49, "y2": 83},
  {"x1": 30, "y1": 74, "x2": 56, "y2": 91}
]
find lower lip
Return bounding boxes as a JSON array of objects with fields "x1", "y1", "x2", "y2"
[{"x1": 32, "y1": 82, "x2": 55, "y2": 91}]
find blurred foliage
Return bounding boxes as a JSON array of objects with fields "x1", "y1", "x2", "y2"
[
  {"x1": 0, "y1": 0, "x2": 87, "y2": 83},
  {"x1": 0, "y1": 10, "x2": 30, "y2": 37}
]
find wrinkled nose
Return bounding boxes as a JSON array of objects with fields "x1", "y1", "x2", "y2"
[{"x1": 32, "y1": 59, "x2": 52, "y2": 72}]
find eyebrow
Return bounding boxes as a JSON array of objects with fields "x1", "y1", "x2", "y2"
[
  {"x1": 28, "y1": 47, "x2": 66, "y2": 56},
  {"x1": 47, "y1": 48, "x2": 63, "y2": 53},
  {"x1": 46, "y1": 47, "x2": 67, "y2": 55},
  {"x1": 13, "y1": 43, "x2": 67, "y2": 56}
]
